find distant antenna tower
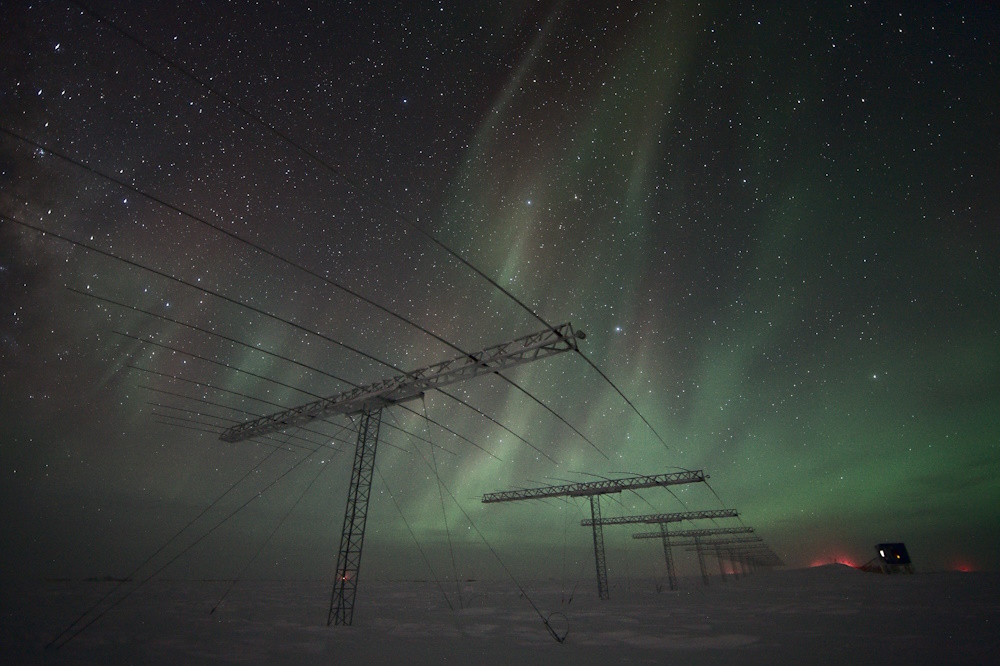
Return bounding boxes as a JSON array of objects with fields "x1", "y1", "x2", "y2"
[
  {"x1": 672, "y1": 536, "x2": 763, "y2": 585},
  {"x1": 581, "y1": 509, "x2": 739, "y2": 595},
  {"x1": 483, "y1": 472, "x2": 710, "y2": 599},
  {"x1": 631, "y1": 526, "x2": 756, "y2": 589},
  {"x1": 683, "y1": 543, "x2": 783, "y2": 575},
  {"x1": 220, "y1": 323, "x2": 586, "y2": 625}
]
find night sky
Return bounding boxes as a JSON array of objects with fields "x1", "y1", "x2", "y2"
[{"x1": 2, "y1": 0, "x2": 998, "y2": 593}]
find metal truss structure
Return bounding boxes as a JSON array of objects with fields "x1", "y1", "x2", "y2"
[
  {"x1": 631, "y1": 526, "x2": 754, "y2": 539},
  {"x1": 659, "y1": 523, "x2": 679, "y2": 591},
  {"x1": 581, "y1": 508, "x2": 737, "y2": 527},
  {"x1": 678, "y1": 542, "x2": 784, "y2": 577},
  {"x1": 482, "y1": 471, "x2": 708, "y2": 600},
  {"x1": 481, "y1": 470, "x2": 706, "y2": 503},
  {"x1": 677, "y1": 536, "x2": 764, "y2": 546},
  {"x1": 629, "y1": 526, "x2": 754, "y2": 590},
  {"x1": 328, "y1": 406, "x2": 381, "y2": 625},
  {"x1": 581, "y1": 509, "x2": 738, "y2": 589},
  {"x1": 631, "y1": 528, "x2": 768, "y2": 586},
  {"x1": 589, "y1": 496, "x2": 607, "y2": 600},
  {"x1": 221, "y1": 323, "x2": 584, "y2": 443},
  {"x1": 219, "y1": 324, "x2": 584, "y2": 626}
]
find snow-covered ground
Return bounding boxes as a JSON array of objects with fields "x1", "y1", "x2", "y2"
[{"x1": 4, "y1": 565, "x2": 997, "y2": 664}]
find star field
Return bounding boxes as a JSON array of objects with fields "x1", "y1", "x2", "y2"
[{"x1": 1, "y1": 0, "x2": 998, "y2": 587}]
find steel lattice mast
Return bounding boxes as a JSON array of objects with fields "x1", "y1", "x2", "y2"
[
  {"x1": 680, "y1": 537, "x2": 764, "y2": 585},
  {"x1": 631, "y1": 528, "x2": 758, "y2": 587},
  {"x1": 718, "y1": 544, "x2": 784, "y2": 572},
  {"x1": 582, "y1": 509, "x2": 738, "y2": 590},
  {"x1": 589, "y1": 496, "x2": 606, "y2": 600},
  {"x1": 678, "y1": 542, "x2": 783, "y2": 576},
  {"x1": 328, "y1": 405, "x2": 381, "y2": 625},
  {"x1": 219, "y1": 323, "x2": 585, "y2": 626},
  {"x1": 483, "y1": 471, "x2": 708, "y2": 600},
  {"x1": 659, "y1": 523, "x2": 679, "y2": 591}
]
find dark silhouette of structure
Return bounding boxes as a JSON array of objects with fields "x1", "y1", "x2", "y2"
[
  {"x1": 221, "y1": 323, "x2": 586, "y2": 625},
  {"x1": 632, "y1": 527, "x2": 756, "y2": 588},
  {"x1": 483, "y1": 472, "x2": 710, "y2": 599},
  {"x1": 859, "y1": 542, "x2": 914, "y2": 574}
]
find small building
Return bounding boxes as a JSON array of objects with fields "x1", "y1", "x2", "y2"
[{"x1": 859, "y1": 542, "x2": 914, "y2": 574}]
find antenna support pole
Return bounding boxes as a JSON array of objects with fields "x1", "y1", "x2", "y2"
[
  {"x1": 589, "y1": 495, "x2": 609, "y2": 600},
  {"x1": 328, "y1": 406, "x2": 382, "y2": 626},
  {"x1": 660, "y1": 523, "x2": 678, "y2": 591},
  {"x1": 218, "y1": 324, "x2": 582, "y2": 626},
  {"x1": 483, "y1": 472, "x2": 711, "y2": 599}
]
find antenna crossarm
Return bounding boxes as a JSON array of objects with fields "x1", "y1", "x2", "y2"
[
  {"x1": 220, "y1": 323, "x2": 581, "y2": 442},
  {"x1": 581, "y1": 508, "x2": 738, "y2": 526},
  {"x1": 631, "y1": 526, "x2": 754, "y2": 539},
  {"x1": 481, "y1": 470, "x2": 706, "y2": 503},
  {"x1": 651, "y1": 536, "x2": 763, "y2": 547}
]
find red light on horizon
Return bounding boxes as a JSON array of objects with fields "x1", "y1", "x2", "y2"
[{"x1": 809, "y1": 555, "x2": 857, "y2": 568}]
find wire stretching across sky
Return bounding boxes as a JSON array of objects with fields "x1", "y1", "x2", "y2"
[
  {"x1": 58, "y1": 0, "x2": 670, "y2": 453},
  {"x1": 1, "y1": 124, "x2": 607, "y2": 460},
  {"x1": 0, "y1": 211, "x2": 537, "y2": 461}
]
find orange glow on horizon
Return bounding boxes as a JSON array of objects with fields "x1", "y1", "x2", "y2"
[{"x1": 809, "y1": 555, "x2": 857, "y2": 568}]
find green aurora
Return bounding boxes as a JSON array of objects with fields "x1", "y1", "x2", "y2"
[{"x1": 1, "y1": 1, "x2": 997, "y2": 588}]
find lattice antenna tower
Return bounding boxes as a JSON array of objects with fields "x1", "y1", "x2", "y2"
[
  {"x1": 630, "y1": 526, "x2": 756, "y2": 590},
  {"x1": 633, "y1": 533, "x2": 764, "y2": 586},
  {"x1": 482, "y1": 472, "x2": 711, "y2": 599},
  {"x1": 579, "y1": 508, "x2": 740, "y2": 594},
  {"x1": 220, "y1": 323, "x2": 586, "y2": 626}
]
